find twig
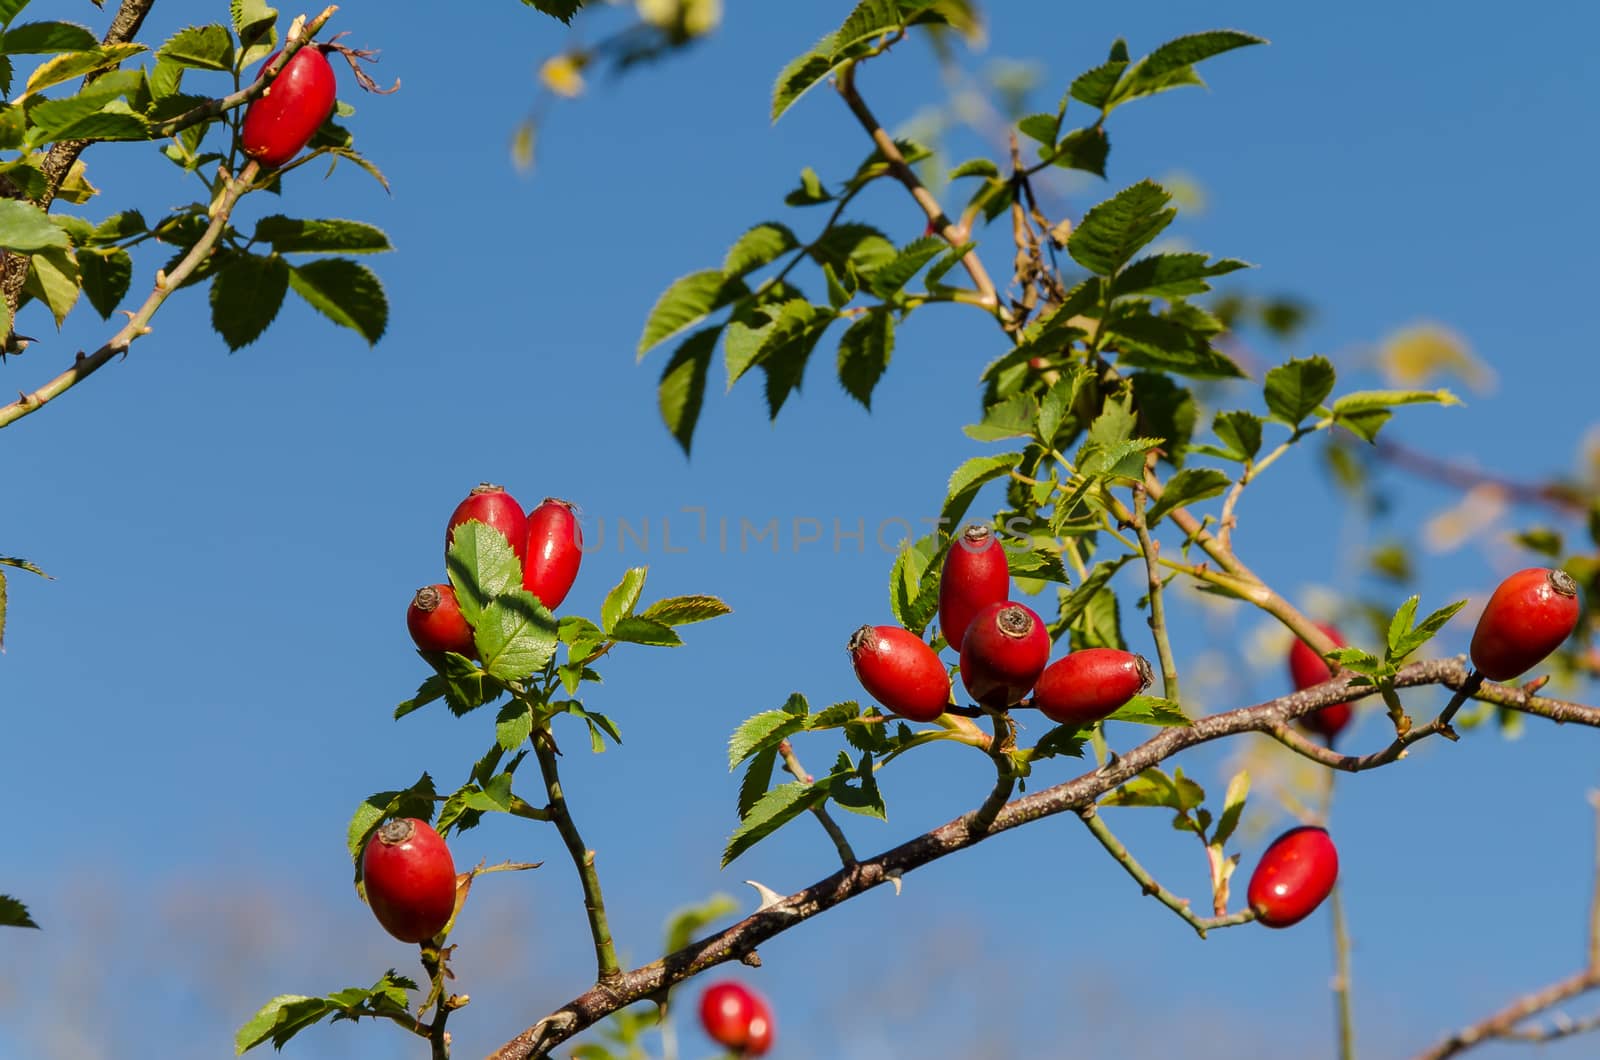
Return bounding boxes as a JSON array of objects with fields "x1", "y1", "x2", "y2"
[
  {"x1": 1330, "y1": 883, "x2": 1355, "y2": 1060},
  {"x1": 1412, "y1": 969, "x2": 1600, "y2": 1060},
  {"x1": 533, "y1": 728, "x2": 621, "y2": 984},
  {"x1": 0, "y1": 160, "x2": 261, "y2": 429},
  {"x1": 1435, "y1": 670, "x2": 1485, "y2": 730},
  {"x1": 1369, "y1": 435, "x2": 1587, "y2": 515},
  {"x1": 777, "y1": 739, "x2": 857, "y2": 867},
  {"x1": 487, "y1": 657, "x2": 1592, "y2": 1059},
  {"x1": 1077, "y1": 805, "x2": 1254, "y2": 938},
  {"x1": 1131, "y1": 474, "x2": 1180, "y2": 702},
  {"x1": 834, "y1": 62, "x2": 1003, "y2": 317}
]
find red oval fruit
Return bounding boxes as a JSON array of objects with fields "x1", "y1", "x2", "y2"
[
  {"x1": 959, "y1": 601, "x2": 1050, "y2": 707},
  {"x1": 1247, "y1": 825, "x2": 1339, "y2": 929},
  {"x1": 448, "y1": 483, "x2": 528, "y2": 564},
  {"x1": 938, "y1": 524, "x2": 1010, "y2": 653},
  {"x1": 361, "y1": 818, "x2": 458, "y2": 944},
  {"x1": 848, "y1": 624, "x2": 950, "y2": 722},
  {"x1": 1287, "y1": 622, "x2": 1354, "y2": 745},
  {"x1": 1469, "y1": 567, "x2": 1581, "y2": 681},
  {"x1": 1031, "y1": 648, "x2": 1152, "y2": 726},
  {"x1": 523, "y1": 498, "x2": 583, "y2": 609},
  {"x1": 240, "y1": 46, "x2": 338, "y2": 168},
  {"x1": 406, "y1": 584, "x2": 475, "y2": 656},
  {"x1": 699, "y1": 980, "x2": 774, "y2": 1057}
]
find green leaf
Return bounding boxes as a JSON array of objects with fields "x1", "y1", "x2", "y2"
[
  {"x1": 1067, "y1": 180, "x2": 1175, "y2": 276},
  {"x1": 4, "y1": 20, "x2": 97, "y2": 53},
  {"x1": 520, "y1": 0, "x2": 585, "y2": 22},
  {"x1": 345, "y1": 774, "x2": 437, "y2": 868},
  {"x1": 657, "y1": 325, "x2": 718, "y2": 456},
  {"x1": 1388, "y1": 596, "x2": 1468, "y2": 662},
  {"x1": 0, "y1": 198, "x2": 67, "y2": 251},
  {"x1": 662, "y1": 893, "x2": 739, "y2": 956},
  {"x1": 1105, "y1": 304, "x2": 1245, "y2": 380},
  {"x1": 948, "y1": 157, "x2": 1000, "y2": 181},
  {"x1": 255, "y1": 216, "x2": 392, "y2": 254},
  {"x1": 1101, "y1": 767, "x2": 1201, "y2": 810},
  {"x1": 1029, "y1": 725, "x2": 1088, "y2": 762},
  {"x1": 286, "y1": 258, "x2": 388, "y2": 344},
  {"x1": 830, "y1": 751, "x2": 885, "y2": 819},
  {"x1": 210, "y1": 252, "x2": 288, "y2": 351},
  {"x1": 230, "y1": 0, "x2": 277, "y2": 66},
  {"x1": 1069, "y1": 58, "x2": 1127, "y2": 109},
  {"x1": 1146, "y1": 467, "x2": 1231, "y2": 525},
  {"x1": 76, "y1": 247, "x2": 131, "y2": 318},
  {"x1": 836, "y1": 309, "x2": 893, "y2": 408},
  {"x1": 942, "y1": 452, "x2": 1023, "y2": 526},
  {"x1": 0, "y1": 895, "x2": 37, "y2": 929},
  {"x1": 771, "y1": 0, "x2": 906, "y2": 122},
  {"x1": 394, "y1": 674, "x2": 445, "y2": 720},
  {"x1": 783, "y1": 165, "x2": 833, "y2": 206},
  {"x1": 728, "y1": 706, "x2": 810, "y2": 769},
  {"x1": 1111, "y1": 253, "x2": 1250, "y2": 300},
  {"x1": 725, "y1": 298, "x2": 821, "y2": 387},
  {"x1": 1016, "y1": 111, "x2": 1060, "y2": 145},
  {"x1": 1331, "y1": 388, "x2": 1462, "y2": 417},
  {"x1": 809, "y1": 222, "x2": 897, "y2": 276},
  {"x1": 495, "y1": 700, "x2": 534, "y2": 752},
  {"x1": 638, "y1": 269, "x2": 746, "y2": 356},
  {"x1": 22, "y1": 44, "x2": 144, "y2": 97},
  {"x1": 723, "y1": 221, "x2": 797, "y2": 277},
  {"x1": 1048, "y1": 126, "x2": 1110, "y2": 177},
  {"x1": 1212, "y1": 769, "x2": 1249, "y2": 849},
  {"x1": 888, "y1": 533, "x2": 936, "y2": 633},
  {"x1": 1264, "y1": 356, "x2": 1336, "y2": 425},
  {"x1": 866, "y1": 235, "x2": 945, "y2": 297},
  {"x1": 723, "y1": 780, "x2": 825, "y2": 865},
  {"x1": 1071, "y1": 582, "x2": 1126, "y2": 651},
  {"x1": 966, "y1": 391, "x2": 1040, "y2": 442},
  {"x1": 1212, "y1": 410, "x2": 1263, "y2": 462},
  {"x1": 737, "y1": 746, "x2": 777, "y2": 819},
  {"x1": 156, "y1": 24, "x2": 233, "y2": 70},
  {"x1": 446, "y1": 521, "x2": 522, "y2": 626},
  {"x1": 235, "y1": 995, "x2": 331, "y2": 1054},
  {"x1": 638, "y1": 594, "x2": 732, "y2": 627},
  {"x1": 474, "y1": 591, "x2": 559, "y2": 681},
  {"x1": 609, "y1": 615, "x2": 681, "y2": 647},
  {"x1": 601, "y1": 567, "x2": 647, "y2": 633},
  {"x1": 23, "y1": 245, "x2": 78, "y2": 326},
  {"x1": 1105, "y1": 695, "x2": 1191, "y2": 727},
  {"x1": 1111, "y1": 30, "x2": 1266, "y2": 105}
]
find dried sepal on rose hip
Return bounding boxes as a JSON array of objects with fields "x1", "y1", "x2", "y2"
[
  {"x1": 959, "y1": 601, "x2": 1049, "y2": 708},
  {"x1": 1247, "y1": 825, "x2": 1339, "y2": 929},
  {"x1": 1031, "y1": 648, "x2": 1153, "y2": 726},
  {"x1": 938, "y1": 524, "x2": 1010, "y2": 653},
  {"x1": 407, "y1": 584, "x2": 475, "y2": 656},
  {"x1": 699, "y1": 980, "x2": 775, "y2": 1057},
  {"x1": 1286, "y1": 622, "x2": 1354, "y2": 745},
  {"x1": 240, "y1": 45, "x2": 338, "y2": 168},
  {"x1": 1469, "y1": 567, "x2": 1581, "y2": 681},
  {"x1": 447, "y1": 482, "x2": 528, "y2": 564},
  {"x1": 848, "y1": 624, "x2": 950, "y2": 723},
  {"x1": 523, "y1": 498, "x2": 583, "y2": 610},
  {"x1": 360, "y1": 817, "x2": 458, "y2": 943}
]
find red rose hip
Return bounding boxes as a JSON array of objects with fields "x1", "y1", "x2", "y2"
[
  {"x1": 938, "y1": 524, "x2": 1010, "y2": 652},
  {"x1": 448, "y1": 483, "x2": 528, "y2": 564},
  {"x1": 699, "y1": 980, "x2": 774, "y2": 1057},
  {"x1": 1031, "y1": 648, "x2": 1152, "y2": 725},
  {"x1": 361, "y1": 818, "x2": 458, "y2": 943},
  {"x1": 1287, "y1": 622, "x2": 1354, "y2": 744},
  {"x1": 407, "y1": 584, "x2": 475, "y2": 657},
  {"x1": 849, "y1": 625, "x2": 950, "y2": 722},
  {"x1": 1247, "y1": 825, "x2": 1339, "y2": 929},
  {"x1": 523, "y1": 498, "x2": 583, "y2": 609},
  {"x1": 240, "y1": 46, "x2": 337, "y2": 168},
  {"x1": 959, "y1": 601, "x2": 1049, "y2": 707},
  {"x1": 1469, "y1": 567, "x2": 1581, "y2": 681}
]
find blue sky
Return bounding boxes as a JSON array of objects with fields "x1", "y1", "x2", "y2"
[{"x1": 2, "y1": 1, "x2": 1598, "y2": 1057}]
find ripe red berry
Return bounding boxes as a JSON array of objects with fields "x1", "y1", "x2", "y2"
[
  {"x1": 407, "y1": 584, "x2": 475, "y2": 657},
  {"x1": 959, "y1": 602, "x2": 1050, "y2": 707},
  {"x1": 1031, "y1": 648, "x2": 1152, "y2": 726},
  {"x1": 361, "y1": 818, "x2": 458, "y2": 943},
  {"x1": 523, "y1": 498, "x2": 583, "y2": 609},
  {"x1": 848, "y1": 624, "x2": 950, "y2": 722},
  {"x1": 699, "y1": 980, "x2": 774, "y2": 1057},
  {"x1": 1247, "y1": 825, "x2": 1339, "y2": 929},
  {"x1": 240, "y1": 46, "x2": 337, "y2": 168},
  {"x1": 448, "y1": 483, "x2": 528, "y2": 564},
  {"x1": 1469, "y1": 567, "x2": 1581, "y2": 682},
  {"x1": 938, "y1": 524, "x2": 1010, "y2": 652},
  {"x1": 1287, "y1": 622, "x2": 1354, "y2": 745}
]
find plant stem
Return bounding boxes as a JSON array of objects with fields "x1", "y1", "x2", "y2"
[
  {"x1": 1077, "y1": 806, "x2": 1255, "y2": 939},
  {"x1": 533, "y1": 728, "x2": 621, "y2": 983},
  {"x1": 1131, "y1": 477, "x2": 1179, "y2": 702},
  {"x1": 1330, "y1": 883, "x2": 1355, "y2": 1060},
  {"x1": 778, "y1": 739, "x2": 858, "y2": 867}
]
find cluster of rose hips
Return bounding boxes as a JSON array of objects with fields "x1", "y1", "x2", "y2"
[
  {"x1": 848, "y1": 524, "x2": 1154, "y2": 727},
  {"x1": 406, "y1": 483, "x2": 584, "y2": 657},
  {"x1": 698, "y1": 980, "x2": 775, "y2": 1057},
  {"x1": 361, "y1": 485, "x2": 584, "y2": 945}
]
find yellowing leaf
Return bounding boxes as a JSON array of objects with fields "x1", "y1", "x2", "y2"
[
  {"x1": 539, "y1": 52, "x2": 587, "y2": 98},
  {"x1": 1377, "y1": 322, "x2": 1494, "y2": 394}
]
